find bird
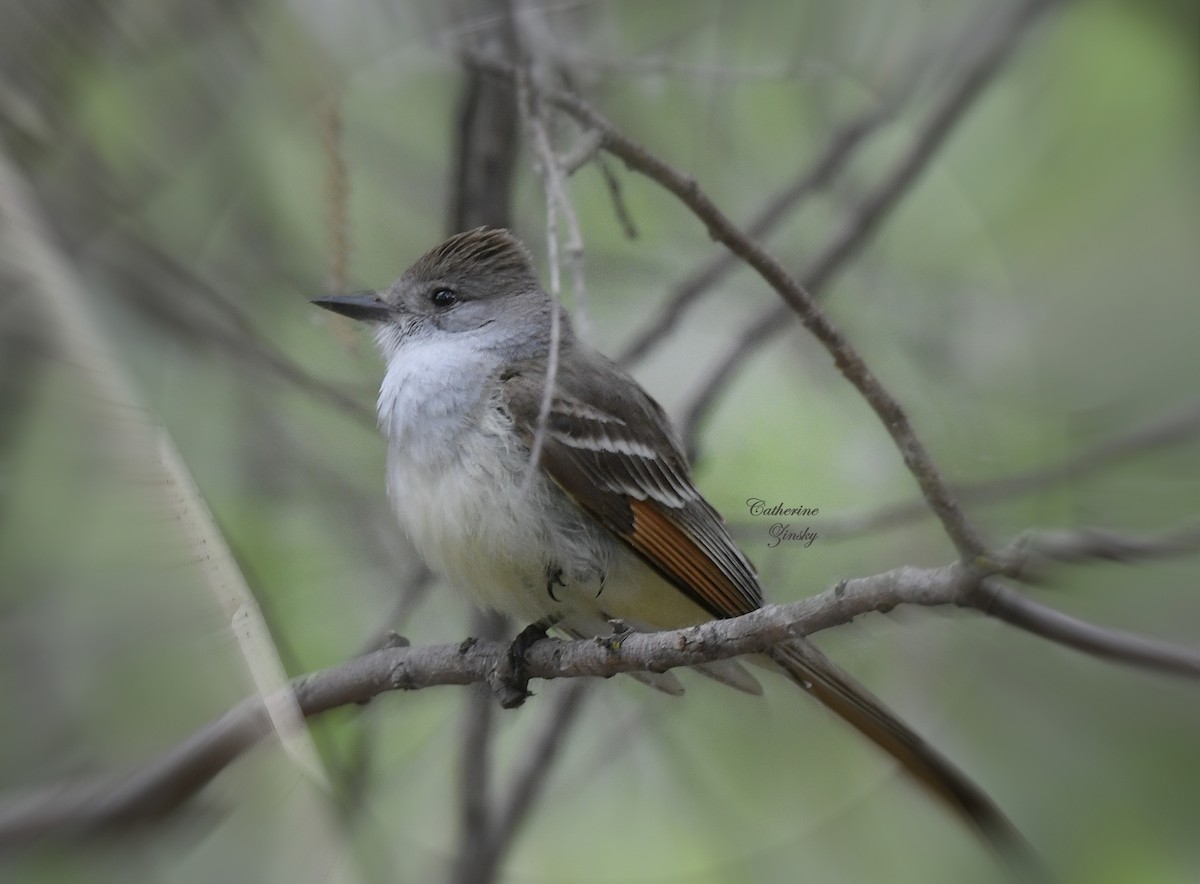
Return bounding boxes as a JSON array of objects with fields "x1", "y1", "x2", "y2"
[{"x1": 313, "y1": 226, "x2": 1038, "y2": 873}]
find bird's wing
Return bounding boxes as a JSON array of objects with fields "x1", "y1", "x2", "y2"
[{"x1": 499, "y1": 355, "x2": 763, "y2": 619}]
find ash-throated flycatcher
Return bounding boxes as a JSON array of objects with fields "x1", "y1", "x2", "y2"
[{"x1": 314, "y1": 227, "x2": 1033, "y2": 867}]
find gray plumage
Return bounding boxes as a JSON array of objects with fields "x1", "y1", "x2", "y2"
[{"x1": 313, "y1": 227, "x2": 1040, "y2": 872}]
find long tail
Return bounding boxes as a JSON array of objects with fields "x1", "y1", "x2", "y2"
[{"x1": 770, "y1": 640, "x2": 1047, "y2": 879}]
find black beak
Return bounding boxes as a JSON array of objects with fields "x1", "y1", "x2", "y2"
[{"x1": 311, "y1": 291, "x2": 390, "y2": 322}]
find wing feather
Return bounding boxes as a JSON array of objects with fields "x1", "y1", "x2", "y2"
[{"x1": 501, "y1": 358, "x2": 762, "y2": 618}]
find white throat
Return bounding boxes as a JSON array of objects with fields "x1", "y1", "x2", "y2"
[
  {"x1": 376, "y1": 332, "x2": 501, "y2": 463},
  {"x1": 375, "y1": 328, "x2": 585, "y2": 624}
]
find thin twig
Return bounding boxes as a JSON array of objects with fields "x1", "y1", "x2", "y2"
[
  {"x1": 453, "y1": 610, "x2": 507, "y2": 884},
  {"x1": 515, "y1": 2, "x2": 592, "y2": 340},
  {"x1": 514, "y1": 59, "x2": 566, "y2": 498},
  {"x1": 823, "y1": 399, "x2": 1200, "y2": 538},
  {"x1": 594, "y1": 153, "x2": 639, "y2": 240},
  {"x1": 0, "y1": 142, "x2": 356, "y2": 873},
  {"x1": 1002, "y1": 523, "x2": 1200, "y2": 569},
  {"x1": 677, "y1": 0, "x2": 1062, "y2": 453},
  {"x1": 618, "y1": 100, "x2": 897, "y2": 366},
  {"x1": 559, "y1": 129, "x2": 603, "y2": 176},
  {"x1": 321, "y1": 94, "x2": 351, "y2": 298},
  {"x1": 969, "y1": 577, "x2": 1200, "y2": 675},
  {"x1": 468, "y1": 682, "x2": 591, "y2": 880}
]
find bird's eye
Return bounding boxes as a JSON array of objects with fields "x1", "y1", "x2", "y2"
[{"x1": 430, "y1": 288, "x2": 458, "y2": 308}]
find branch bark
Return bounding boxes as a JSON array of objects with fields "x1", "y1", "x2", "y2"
[
  {"x1": 675, "y1": 0, "x2": 1062, "y2": 455},
  {"x1": 2, "y1": 524, "x2": 1195, "y2": 850},
  {"x1": 617, "y1": 98, "x2": 899, "y2": 367}
]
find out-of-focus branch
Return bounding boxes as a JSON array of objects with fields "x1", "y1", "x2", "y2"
[
  {"x1": 488, "y1": 681, "x2": 589, "y2": 850},
  {"x1": 617, "y1": 101, "x2": 896, "y2": 367},
  {"x1": 447, "y1": 4, "x2": 524, "y2": 881},
  {"x1": 995, "y1": 523, "x2": 1200, "y2": 572},
  {"x1": 1, "y1": 522, "x2": 1195, "y2": 849},
  {"x1": 675, "y1": 0, "x2": 1062, "y2": 454},
  {"x1": 460, "y1": 682, "x2": 591, "y2": 883},
  {"x1": 970, "y1": 577, "x2": 1198, "y2": 675},
  {"x1": 448, "y1": 1, "x2": 519, "y2": 232},
  {"x1": 453, "y1": 610, "x2": 507, "y2": 884},
  {"x1": 823, "y1": 399, "x2": 1200, "y2": 538},
  {"x1": 0, "y1": 140, "x2": 348, "y2": 861},
  {"x1": 97, "y1": 230, "x2": 376, "y2": 428},
  {"x1": 321, "y1": 94, "x2": 351, "y2": 298},
  {"x1": 449, "y1": 15, "x2": 600, "y2": 880}
]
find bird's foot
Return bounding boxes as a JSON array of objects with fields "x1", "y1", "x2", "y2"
[{"x1": 497, "y1": 620, "x2": 553, "y2": 709}]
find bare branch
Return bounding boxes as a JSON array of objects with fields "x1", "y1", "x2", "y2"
[
  {"x1": 2, "y1": 522, "x2": 1194, "y2": 849},
  {"x1": 321, "y1": 94, "x2": 351, "y2": 298},
  {"x1": 677, "y1": 0, "x2": 1062, "y2": 452},
  {"x1": 1007, "y1": 523, "x2": 1200, "y2": 565},
  {"x1": 94, "y1": 229, "x2": 377, "y2": 428},
  {"x1": 559, "y1": 129, "x2": 604, "y2": 175},
  {"x1": 446, "y1": 8, "x2": 525, "y2": 879},
  {"x1": 618, "y1": 100, "x2": 897, "y2": 366},
  {"x1": 455, "y1": 685, "x2": 498, "y2": 882},
  {"x1": 513, "y1": 57, "x2": 567, "y2": 498},
  {"x1": 968, "y1": 577, "x2": 1200, "y2": 676},
  {"x1": 561, "y1": 124, "x2": 640, "y2": 242},
  {"x1": 490, "y1": 682, "x2": 589, "y2": 849},
  {"x1": 463, "y1": 682, "x2": 591, "y2": 882},
  {"x1": 467, "y1": 4, "x2": 1064, "y2": 562},
  {"x1": 593, "y1": 153, "x2": 639, "y2": 240},
  {"x1": 452, "y1": 609, "x2": 508, "y2": 884},
  {"x1": 448, "y1": 4, "x2": 519, "y2": 232},
  {"x1": 824, "y1": 399, "x2": 1200, "y2": 538}
]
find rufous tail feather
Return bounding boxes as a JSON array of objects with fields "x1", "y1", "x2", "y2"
[{"x1": 770, "y1": 640, "x2": 1048, "y2": 879}]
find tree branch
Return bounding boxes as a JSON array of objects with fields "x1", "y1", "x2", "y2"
[
  {"x1": 453, "y1": 612, "x2": 506, "y2": 884},
  {"x1": 465, "y1": 682, "x2": 591, "y2": 882},
  {"x1": 998, "y1": 523, "x2": 1200, "y2": 570},
  {"x1": 822, "y1": 399, "x2": 1200, "y2": 538},
  {"x1": 676, "y1": 0, "x2": 1062, "y2": 454},
  {"x1": 969, "y1": 577, "x2": 1200, "y2": 676},
  {"x1": 2, "y1": 523, "x2": 1194, "y2": 849},
  {"x1": 446, "y1": 4, "x2": 524, "y2": 875},
  {"x1": 617, "y1": 97, "x2": 898, "y2": 367}
]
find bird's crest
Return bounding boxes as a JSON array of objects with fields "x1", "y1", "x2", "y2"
[{"x1": 407, "y1": 227, "x2": 536, "y2": 284}]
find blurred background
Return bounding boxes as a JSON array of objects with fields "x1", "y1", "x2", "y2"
[{"x1": 0, "y1": 0, "x2": 1197, "y2": 882}]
